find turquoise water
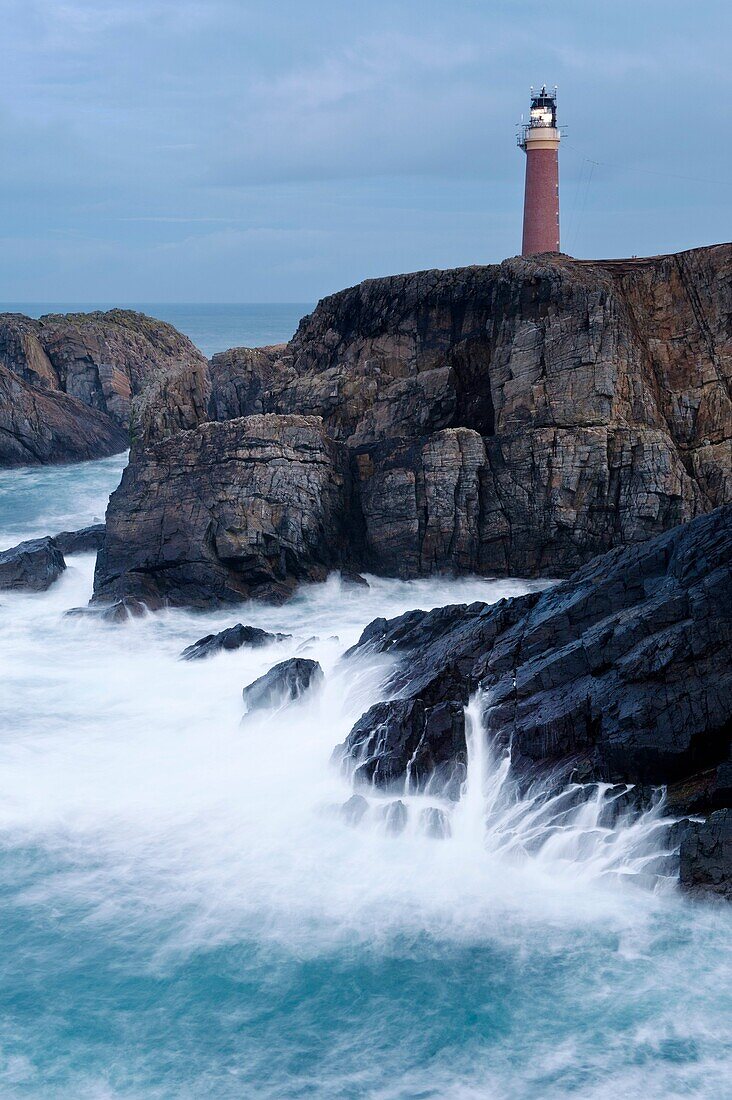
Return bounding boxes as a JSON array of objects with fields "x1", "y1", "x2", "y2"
[
  {"x1": 0, "y1": 457, "x2": 730, "y2": 1098},
  {"x1": 0, "y1": 304, "x2": 314, "y2": 358}
]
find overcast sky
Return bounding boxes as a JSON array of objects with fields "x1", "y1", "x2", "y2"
[{"x1": 1, "y1": 0, "x2": 729, "y2": 302}]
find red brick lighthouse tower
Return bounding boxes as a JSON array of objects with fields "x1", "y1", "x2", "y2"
[{"x1": 518, "y1": 86, "x2": 560, "y2": 254}]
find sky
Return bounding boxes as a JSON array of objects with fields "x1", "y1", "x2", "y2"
[{"x1": 0, "y1": 0, "x2": 730, "y2": 303}]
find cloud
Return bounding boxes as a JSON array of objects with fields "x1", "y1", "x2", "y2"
[{"x1": 0, "y1": 0, "x2": 729, "y2": 300}]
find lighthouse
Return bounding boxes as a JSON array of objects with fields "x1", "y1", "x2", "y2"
[{"x1": 518, "y1": 86, "x2": 561, "y2": 255}]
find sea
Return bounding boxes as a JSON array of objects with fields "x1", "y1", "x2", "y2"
[{"x1": 0, "y1": 306, "x2": 730, "y2": 1098}]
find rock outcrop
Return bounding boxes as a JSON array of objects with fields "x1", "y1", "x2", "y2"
[
  {"x1": 242, "y1": 657, "x2": 323, "y2": 713},
  {"x1": 0, "y1": 364, "x2": 128, "y2": 466},
  {"x1": 0, "y1": 537, "x2": 66, "y2": 591},
  {"x1": 181, "y1": 623, "x2": 291, "y2": 661},
  {"x1": 96, "y1": 245, "x2": 732, "y2": 605},
  {"x1": 0, "y1": 310, "x2": 207, "y2": 466},
  {"x1": 94, "y1": 415, "x2": 357, "y2": 608},
  {"x1": 53, "y1": 524, "x2": 106, "y2": 555},
  {"x1": 679, "y1": 810, "x2": 731, "y2": 898},
  {"x1": 337, "y1": 505, "x2": 732, "y2": 895}
]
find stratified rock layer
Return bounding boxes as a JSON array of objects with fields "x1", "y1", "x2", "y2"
[
  {"x1": 94, "y1": 415, "x2": 357, "y2": 607},
  {"x1": 0, "y1": 310, "x2": 208, "y2": 466},
  {"x1": 98, "y1": 245, "x2": 732, "y2": 605}
]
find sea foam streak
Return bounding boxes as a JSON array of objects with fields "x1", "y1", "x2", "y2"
[{"x1": 0, "y1": 455, "x2": 729, "y2": 1099}]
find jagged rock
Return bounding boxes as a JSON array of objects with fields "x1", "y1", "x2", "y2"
[
  {"x1": 53, "y1": 524, "x2": 106, "y2": 555},
  {"x1": 0, "y1": 363, "x2": 128, "y2": 467},
  {"x1": 94, "y1": 415, "x2": 359, "y2": 608},
  {"x1": 379, "y1": 800, "x2": 408, "y2": 835},
  {"x1": 420, "y1": 807, "x2": 452, "y2": 839},
  {"x1": 0, "y1": 537, "x2": 66, "y2": 591},
  {"x1": 679, "y1": 810, "x2": 732, "y2": 899},
  {"x1": 335, "y1": 698, "x2": 467, "y2": 799},
  {"x1": 339, "y1": 794, "x2": 369, "y2": 826},
  {"x1": 180, "y1": 623, "x2": 291, "y2": 661},
  {"x1": 0, "y1": 309, "x2": 208, "y2": 466},
  {"x1": 343, "y1": 506, "x2": 732, "y2": 794},
  {"x1": 241, "y1": 657, "x2": 323, "y2": 713},
  {"x1": 98, "y1": 245, "x2": 731, "y2": 604}
]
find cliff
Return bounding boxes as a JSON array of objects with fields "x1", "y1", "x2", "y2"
[
  {"x1": 95, "y1": 244, "x2": 732, "y2": 607},
  {"x1": 0, "y1": 310, "x2": 208, "y2": 466}
]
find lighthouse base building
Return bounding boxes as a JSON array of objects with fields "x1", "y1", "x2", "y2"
[{"x1": 518, "y1": 86, "x2": 560, "y2": 255}]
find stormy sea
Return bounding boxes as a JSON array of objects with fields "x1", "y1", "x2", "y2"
[{"x1": 0, "y1": 308, "x2": 729, "y2": 1099}]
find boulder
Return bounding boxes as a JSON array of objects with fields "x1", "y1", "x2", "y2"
[
  {"x1": 242, "y1": 658, "x2": 323, "y2": 713},
  {"x1": 420, "y1": 807, "x2": 452, "y2": 839},
  {"x1": 53, "y1": 524, "x2": 106, "y2": 555},
  {"x1": 339, "y1": 794, "x2": 369, "y2": 826},
  {"x1": 379, "y1": 800, "x2": 408, "y2": 835},
  {"x1": 65, "y1": 597, "x2": 147, "y2": 622},
  {"x1": 181, "y1": 623, "x2": 291, "y2": 661},
  {"x1": 679, "y1": 810, "x2": 732, "y2": 899},
  {"x1": 0, "y1": 537, "x2": 66, "y2": 591}
]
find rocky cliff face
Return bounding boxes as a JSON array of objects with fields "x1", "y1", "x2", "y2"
[
  {"x1": 94, "y1": 415, "x2": 357, "y2": 607},
  {"x1": 96, "y1": 244, "x2": 731, "y2": 606},
  {"x1": 0, "y1": 310, "x2": 208, "y2": 466}
]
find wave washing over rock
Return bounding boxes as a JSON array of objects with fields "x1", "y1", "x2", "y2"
[{"x1": 0, "y1": 454, "x2": 730, "y2": 1096}]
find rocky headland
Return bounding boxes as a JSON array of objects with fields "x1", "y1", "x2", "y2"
[
  {"x1": 2, "y1": 245, "x2": 729, "y2": 896},
  {"x1": 93, "y1": 244, "x2": 731, "y2": 607}
]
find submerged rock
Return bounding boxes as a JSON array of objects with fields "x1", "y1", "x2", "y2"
[
  {"x1": 65, "y1": 597, "x2": 148, "y2": 622},
  {"x1": 420, "y1": 807, "x2": 452, "y2": 839},
  {"x1": 242, "y1": 657, "x2": 323, "y2": 713},
  {"x1": 339, "y1": 794, "x2": 369, "y2": 826},
  {"x1": 53, "y1": 524, "x2": 106, "y2": 555},
  {"x1": 181, "y1": 623, "x2": 291, "y2": 661},
  {"x1": 340, "y1": 571, "x2": 370, "y2": 590},
  {"x1": 0, "y1": 537, "x2": 66, "y2": 591},
  {"x1": 679, "y1": 810, "x2": 732, "y2": 899},
  {"x1": 379, "y1": 800, "x2": 408, "y2": 835}
]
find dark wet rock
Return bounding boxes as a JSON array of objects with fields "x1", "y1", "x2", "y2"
[
  {"x1": 340, "y1": 571, "x2": 369, "y2": 589},
  {"x1": 53, "y1": 524, "x2": 106, "y2": 555},
  {"x1": 340, "y1": 794, "x2": 369, "y2": 826},
  {"x1": 94, "y1": 414, "x2": 359, "y2": 609},
  {"x1": 679, "y1": 810, "x2": 732, "y2": 899},
  {"x1": 420, "y1": 807, "x2": 452, "y2": 839},
  {"x1": 95, "y1": 245, "x2": 731, "y2": 606},
  {"x1": 65, "y1": 597, "x2": 147, "y2": 622},
  {"x1": 342, "y1": 506, "x2": 732, "y2": 808},
  {"x1": 0, "y1": 309, "x2": 207, "y2": 466},
  {"x1": 379, "y1": 800, "x2": 408, "y2": 835},
  {"x1": 335, "y1": 698, "x2": 467, "y2": 800},
  {"x1": 242, "y1": 657, "x2": 323, "y2": 713},
  {"x1": 181, "y1": 623, "x2": 291, "y2": 661},
  {"x1": 0, "y1": 537, "x2": 66, "y2": 591}
]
